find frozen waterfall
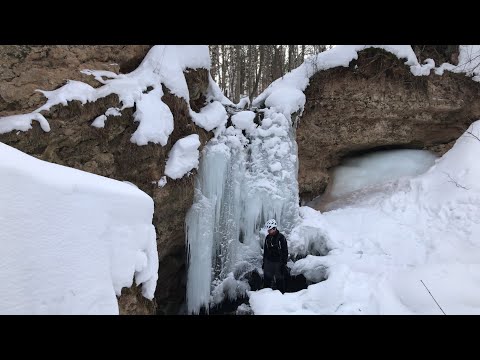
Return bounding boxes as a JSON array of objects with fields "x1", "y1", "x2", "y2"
[{"x1": 185, "y1": 108, "x2": 300, "y2": 314}]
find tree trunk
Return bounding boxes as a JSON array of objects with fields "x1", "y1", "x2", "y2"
[
  {"x1": 250, "y1": 45, "x2": 265, "y2": 101},
  {"x1": 247, "y1": 45, "x2": 253, "y2": 100},
  {"x1": 221, "y1": 45, "x2": 227, "y2": 96},
  {"x1": 235, "y1": 45, "x2": 241, "y2": 102},
  {"x1": 288, "y1": 45, "x2": 294, "y2": 71}
]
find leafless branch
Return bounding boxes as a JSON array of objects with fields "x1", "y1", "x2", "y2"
[
  {"x1": 466, "y1": 130, "x2": 480, "y2": 142},
  {"x1": 420, "y1": 280, "x2": 446, "y2": 315},
  {"x1": 454, "y1": 50, "x2": 480, "y2": 73},
  {"x1": 442, "y1": 171, "x2": 469, "y2": 190}
]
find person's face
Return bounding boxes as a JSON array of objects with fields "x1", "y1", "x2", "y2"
[{"x1": 268, "y1": 227, "x2": 276, "y2": 235}]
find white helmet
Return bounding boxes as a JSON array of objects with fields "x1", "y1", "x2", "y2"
[{"x1": 265, "y1": 219, "x2": 277, "y2": 230}]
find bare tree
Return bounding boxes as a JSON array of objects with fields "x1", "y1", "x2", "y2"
[
  {"x1": 221, "y1": 45, "x2": 227, "y2": 96},
  {"x1": 209, "y1": 45, "x2": 329, "y2": 103},
  {"x1": 247, "y1": 45, "x2": 253, "y2": 99},
  {"x1": 250, "y1": 45, "x2": 264, "y2": 101},
  {"x1": 234, "y1": 45, "x2": 241, "y2": 102},
  {"x1": 288, "y1": 45, "x2": 294, "y2": 71}
]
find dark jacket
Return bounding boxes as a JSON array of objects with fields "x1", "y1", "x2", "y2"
[{"x1": 263, "y1": 231, "x2": 288, "y2": 266}]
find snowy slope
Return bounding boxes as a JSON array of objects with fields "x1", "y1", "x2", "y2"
[
  {"x1": 250, "y1": 121, "x2": 480, "y2": 315},
  {"x1": 0, "y1": 143, "x2": 158, "y2": 314}
]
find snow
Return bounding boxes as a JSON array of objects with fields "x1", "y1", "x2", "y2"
[
  {"x1": 0, "y1": 143, "x2": 158, "y2": 314},
  {"x1": 165, "y1": 134, "x2": 201, "y2": 179},
  {"x1": 130, "y1": 87, "x2": 174, "y2": 146},
  {"x1": 91, "y1": 115, "x2": 107, "y2": 128},
  {"x1": 235, "y1": 96, "x2": 250, "y2": 109},
  {"x1": 211, "y1": 272, "x2": 249, "y2": 305},
  {"x1": 171, "y1": 46, "x2": 211, "y2": 72},
  {"x1": 190, "y1": 101, "x2": 228, "y2": 132},
  {"x1": 123, "y1": 181, "x2": 138, "y2": 188},
  {"x1": 92, "y1": 108, "x2": 122, "y2": 129},
  {"x1": 36, "y1": 80, "x2": 98, "y2": 112},
  {"x1": 288, "y1": 206, "x2": 331, "y2": 259},
  {"x1": 231, "y1": 111, "x2": 256, "y2": 133},
  {"x1": 206, "y1": 73, "x2": 234, "y2": 105},
  {"x1": 157, "y1": 176, "x2": 167, "y2": 188},
  {"x1": 127, "y1": 45, "x2": 210, "y2": 102},
  {"x1": 249, "y1": 121, "x2": 480, "y2": 315},
  {"x1": 327, "y1": 149, "x2": 437, "y2": 199},
  {"x1": 0, "y1": 112, "x2": 50, "y2": 134},
  {"x1": 105, "y1": 107, "x2": 122, "y2": 117},
  {"x1": 236, "y1": 303, "x2": 253, "y2": 315},
  {"x1": 269, "y1": 161, "x2": 282, "y2": 172},
  {"x1": 80, "y1": 69, "x2": 122, "y2": 84},
  {"x1": 264, "y1": 87, "x2": 306, "y2": 119}
]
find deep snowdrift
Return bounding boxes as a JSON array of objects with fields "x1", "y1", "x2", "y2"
[
  {"x1": 250, "y1": 121, "x2": 480, "y2": 315},
  {"x1": 0, "y1": 143, "x2": 158, "y2": 314}
]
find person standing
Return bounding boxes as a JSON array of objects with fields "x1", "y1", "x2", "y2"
[{"x1": 262, "y1": 219, "x2": 288, "y2": 294}]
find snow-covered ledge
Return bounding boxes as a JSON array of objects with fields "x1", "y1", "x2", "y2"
[{"x1": 0, "y1": 143, "x2": 158, "y2": 314}]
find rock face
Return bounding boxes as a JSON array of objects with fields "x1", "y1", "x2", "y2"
[
  {"x1": 0, "y1": 45, "x2": 152, "y2": 116},
  {"x1": 298, "y1": 48, "x2": 480, "y2": 203},
  {"x1": 0, "y1": 45, "x2": 211, "y2": 315}
]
